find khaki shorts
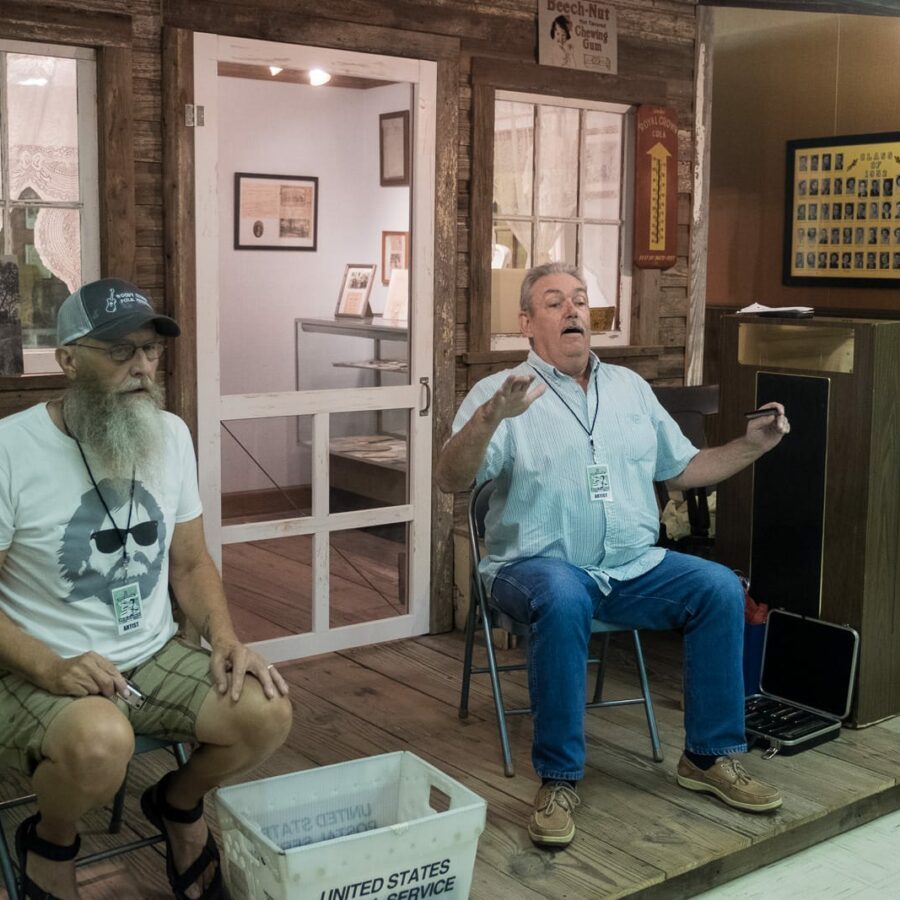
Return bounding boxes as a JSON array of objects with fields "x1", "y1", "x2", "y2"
[{"x1": 0, "y1": 636, "x2": 214, "y2": 776}]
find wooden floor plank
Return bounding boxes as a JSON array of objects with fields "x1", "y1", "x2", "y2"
[{"x1": 3, "y1": 627, "x2": 898, "y2": 900}]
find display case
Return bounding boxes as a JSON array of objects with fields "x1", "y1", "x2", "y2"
[{"x1": 295, "y1": 317, "x2": 408, "y2": 505}]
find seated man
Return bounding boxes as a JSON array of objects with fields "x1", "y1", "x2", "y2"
[
  {"x1": 0, "y1": 278, "x2": 293, "y2": 900},
  {"x1": 436, "y1": 262, "x2": 789, "y2": 849}
]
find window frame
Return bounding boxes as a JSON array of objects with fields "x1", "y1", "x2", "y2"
[
  {"x1": 0, "y1": 4, "x2": 134, "y2": 390},
  {"x1": 0, "y1": 38, "x2": 101, "y2": 374},
  {"x1": 490, "y1": 89, "x2": 634, "y2": 350}
]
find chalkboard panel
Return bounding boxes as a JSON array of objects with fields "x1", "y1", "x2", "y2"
[{"x1": 749, "y1": 373, "x2": 829, "y2": 617}]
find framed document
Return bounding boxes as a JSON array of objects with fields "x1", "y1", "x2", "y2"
[
  {"x1": 335, "y1": 264, "x2": 377, "y2": 318},
  {"x1": 234, "y1": 173, "x2": 318, "y2": 251}
]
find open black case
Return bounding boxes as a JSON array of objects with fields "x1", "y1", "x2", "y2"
[{"x1": 745, "y1": 609, "x2": 859, "y2": 757}]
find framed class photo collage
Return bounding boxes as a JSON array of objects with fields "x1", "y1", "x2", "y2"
[{"x1": 783, "y1": 131, "x2": 900, "y2": 287}]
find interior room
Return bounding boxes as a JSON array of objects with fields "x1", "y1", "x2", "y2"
[{"x1": 0, "y1": 1, "x2": 898, "y2": 898}]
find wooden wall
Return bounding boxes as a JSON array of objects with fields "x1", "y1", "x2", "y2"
[
  {"x1": 707, "y1": 9, "x2": 900, "y2": 314},
  {"x1": 1, "y1": 0, "x2": 702, "y2": 631}
]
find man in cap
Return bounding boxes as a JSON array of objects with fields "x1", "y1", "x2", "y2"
[{"x1": 0, "y1": 278, "x2": 292, "y2": 900}]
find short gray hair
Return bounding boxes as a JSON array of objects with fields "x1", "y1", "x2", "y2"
[{"x1": 519, "y1": 262, "x2": 586, "y2": 313}]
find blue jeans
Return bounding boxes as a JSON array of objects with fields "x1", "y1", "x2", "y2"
[{"x1": 491, "y1": 551, "x2": 747, "y2": 781}]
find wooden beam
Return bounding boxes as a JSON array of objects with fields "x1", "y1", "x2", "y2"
[
  {"x1": 685, "y1": 6, "x2": 715, "y2": 386},
  {"x1": 702, "y1": 0, "x2": 900, "y2": 15},
  {"x1": 0, "y1": 0, "x2": 132, "y2": 47},
  {"x1": 97, "y1": 46, "x2": 136, "y2": 281},
  {"x1": 467, "y1": 82, "x2": 494, "y2": 356},
  {"x1": 162, "y1": 27, "x2": 198, "y2": 444},
  {"x1": 471, "y1": 57, "x2": 671, "y2": 107},
  {"x1": 430, "y1": 55, "x2": 460, "y2": 635},
  {"x1": 164, "y1": 0, "x2": 531, "y2": 48},
  {"x1": 163, "y1": 0, "x2": 458, "y2": 62}
]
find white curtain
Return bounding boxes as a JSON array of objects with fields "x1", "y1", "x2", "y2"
[{"x1": 7, "y1": 54, "x2": 81, "y2": 292}]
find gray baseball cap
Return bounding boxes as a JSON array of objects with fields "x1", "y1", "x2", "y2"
[{"x1": 57, "y1": 278, "x2": 181, "y2": 345}]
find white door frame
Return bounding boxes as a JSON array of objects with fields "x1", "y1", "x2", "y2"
[{"x1": 193, "y1": 32, "x2": 435, "y2": 661}]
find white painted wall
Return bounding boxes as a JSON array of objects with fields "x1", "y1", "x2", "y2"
[{"x1": 217, "y1": 76, "x2": 411, "y2": 492}]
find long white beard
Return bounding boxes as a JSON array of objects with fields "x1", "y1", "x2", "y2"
[{"x1": 62, "y1": 376, "x2": 166, "y2": 485}]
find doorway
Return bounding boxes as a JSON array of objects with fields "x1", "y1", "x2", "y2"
[{"x1": 192, "y1": 33, "x2": 436, "y2": 662}]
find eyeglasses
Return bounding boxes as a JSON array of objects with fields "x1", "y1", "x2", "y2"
[
  {"x1": 72, "y1": 340, "x2": 166, "y2": 363},
  {"x1": 91, "y1": 521, "x2": 159, "y2": 553}
]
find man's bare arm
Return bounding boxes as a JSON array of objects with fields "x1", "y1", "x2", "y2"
[
  {"x1": 169, "y1": 516, "x2": 288, "y2": 701},
  {"x1": 435, "y1": 374, "x2": 545, "y2": 493},
  {"x1": 667, "y1": 403, "x2": 789, "y2": 490}
]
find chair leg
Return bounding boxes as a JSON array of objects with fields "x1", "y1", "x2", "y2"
[
  {"x1": 591, "y1": 632, "x2": 610, "y2": 703},
  {"x1": 631, "y1": 631, "x2": 664, "y2": 763},
  {"x1": 0, "y1": 817, "x2": 20, "y2": 900},
  {"x1": 458, "y1": 584, "x2": 479, "y2": 720},
  {"x1": 478, "y1": 594, "x2": 516, "y2": 777},
  {"x1": 109, "y1": 740, "x2": 190, "y2": 835},
  {"x1": 109, "y1": 769, "x2": 128, "y2": 834}
]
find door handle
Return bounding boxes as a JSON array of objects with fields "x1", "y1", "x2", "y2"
[{"x1": 419, "y1": 377, "x2": 431, "y2": 417}]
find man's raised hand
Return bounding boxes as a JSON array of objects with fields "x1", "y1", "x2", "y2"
[{"x1": 485, "y1": 374, "x2": 546, "y2": 422}]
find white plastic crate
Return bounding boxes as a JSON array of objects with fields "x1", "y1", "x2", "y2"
[{"x1": 215, "y1": 751, "x2": 487, "y2": 900}]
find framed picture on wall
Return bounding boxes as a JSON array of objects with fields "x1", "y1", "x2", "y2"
[
  {"x1": 381, "y1": 231, "x2": 409, "y2": 284},
  {"x1": 783, "y1": 132, "x2": 900, "y2": 287},
  {"x1": 234, "y1": 172, "x2": 318, "y2": 250},
  {"x1": 335, "y1": 264, "x2": 377, "y2": 317},
  {"x1": 379, "y1": 111, "x2": 410, "y2": 186}
]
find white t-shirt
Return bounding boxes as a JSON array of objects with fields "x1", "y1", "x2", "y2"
[{"x1": 0, "y1": 404, "x2": 203, "y2": 670}]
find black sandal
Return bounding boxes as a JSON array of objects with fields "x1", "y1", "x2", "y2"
[
  {"x1": 14, "y1": 813, "x2": 80, "y2": 900},
  {"x1": 140, "y1": 771, "x2": 223, "y2": 900}
]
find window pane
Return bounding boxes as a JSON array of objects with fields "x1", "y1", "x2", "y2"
[
  {"x1": 221, "y1": 416, "x2": 313, "y2": 526},
  {"x1": 583, "y1": 111, "x2": 623, "y2": 221},
  {"x1": 536, "y1": 221, "x2": 577, "y2": 265},
  {"x1": 329, "y1": 409, "x2": 409, "y2": 512},
  {"x1": 493, "y1": 101, "x2": 533, "y2": 217},
  {"x1": 329, "y1": 523, "x2": 408, "y2": 628},
  {"x1": 537, "y1": 105, "x2": 579, "y2": 218},
  {"x1": 12, "y1": 206, "x2": 80, "y2": 348},
  {"x1": 0, "y1": 257, "x2": 24, "y2": 375},
  {"x1": 222, "y1": 536, "x2": 313, "y2": 642},
  {"x1": 583, "y1": 223, "x2": 620, "y2": 309},
  {"x1": 7, "y1": 54, "x2": 80, "y2": 202},
  {"x1": 492, "y1": 219, "x2": 531, "y2": 269}
]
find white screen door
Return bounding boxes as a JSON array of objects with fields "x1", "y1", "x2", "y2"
[{"x1": 193, "y1": 33, "x2": 435, "y2": 661}]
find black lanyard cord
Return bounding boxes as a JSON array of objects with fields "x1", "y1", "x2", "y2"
[
  {"x1": 62, "y1": 410, "x2": 136, "y2": 564},
  {"x1": 530, "y1": 363, "x2": 600, "y2": 458}
]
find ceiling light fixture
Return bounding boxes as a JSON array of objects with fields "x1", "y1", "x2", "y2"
[
  {"x1": 308, "y1": 68, "x2": 331, "y2": 87},
  {"x1": 268, "y1": 66, "x2": 283, "y2": 77}
]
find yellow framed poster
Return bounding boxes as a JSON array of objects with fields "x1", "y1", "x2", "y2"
[{"x1": 784, "y1": 132, "x2": 900, "y2": 287}]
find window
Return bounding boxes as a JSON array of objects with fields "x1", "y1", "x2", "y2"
[
  {"x1": 490, "y1": 91, "x2": 633, "y2": 348},
  {"x1": 0, "y1": 40, "x2": 99, "y2": 375}
]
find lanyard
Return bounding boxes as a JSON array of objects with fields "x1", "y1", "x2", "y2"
[
  {"x1": 530, "y1": 364, "x2": 601, "y2": 461},
  {"x1": 63, "y1": 412, "x2": 136, "y2": 565}
]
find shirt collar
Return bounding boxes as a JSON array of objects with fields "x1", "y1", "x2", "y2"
[{"x1": 527, "y1": 349, "x2": 599, "y2": 382}]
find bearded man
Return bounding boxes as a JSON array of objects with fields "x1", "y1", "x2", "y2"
[{"x1": 0, "y1": 278, "x2": 292, "y2": 900}]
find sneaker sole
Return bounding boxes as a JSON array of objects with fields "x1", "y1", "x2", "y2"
[
  {"x1": 528, "y1": 824, "x2": 575, "y2": 847},
  {"x1": 676, "y1": 773, "x2": 783, "y2": 812}
]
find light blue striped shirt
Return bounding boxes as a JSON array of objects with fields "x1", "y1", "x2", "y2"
[{"x1": 452, "y1": 350, "x2": 698, "y2": 594}]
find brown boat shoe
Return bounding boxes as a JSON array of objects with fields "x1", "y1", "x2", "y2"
[
  {"x1": 528, "y1": 781, "x2": 580, "y2": 847},
  {"x1": 676, "y1": 754, "x2": 783, "y2": 812}
]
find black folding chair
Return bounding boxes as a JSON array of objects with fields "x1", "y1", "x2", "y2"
[
  {"x1": 0, "y1": 737, "x2": 190, "y2": 900},
  {"x1": 458, "y1": 479, "x2": 663, "y2": 777}
]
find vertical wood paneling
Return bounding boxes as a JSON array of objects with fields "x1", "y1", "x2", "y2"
[
  {"x1": 162, "y1": 26, "x2": 198, "y2": 444},
  {"x1": 686, "y1": 5, "x2": 714, "y2": 385}
]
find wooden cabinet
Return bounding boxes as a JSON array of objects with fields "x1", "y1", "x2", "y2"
[{"x1": 717, "y1": 315, "x2": 900, "y2": 726}]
